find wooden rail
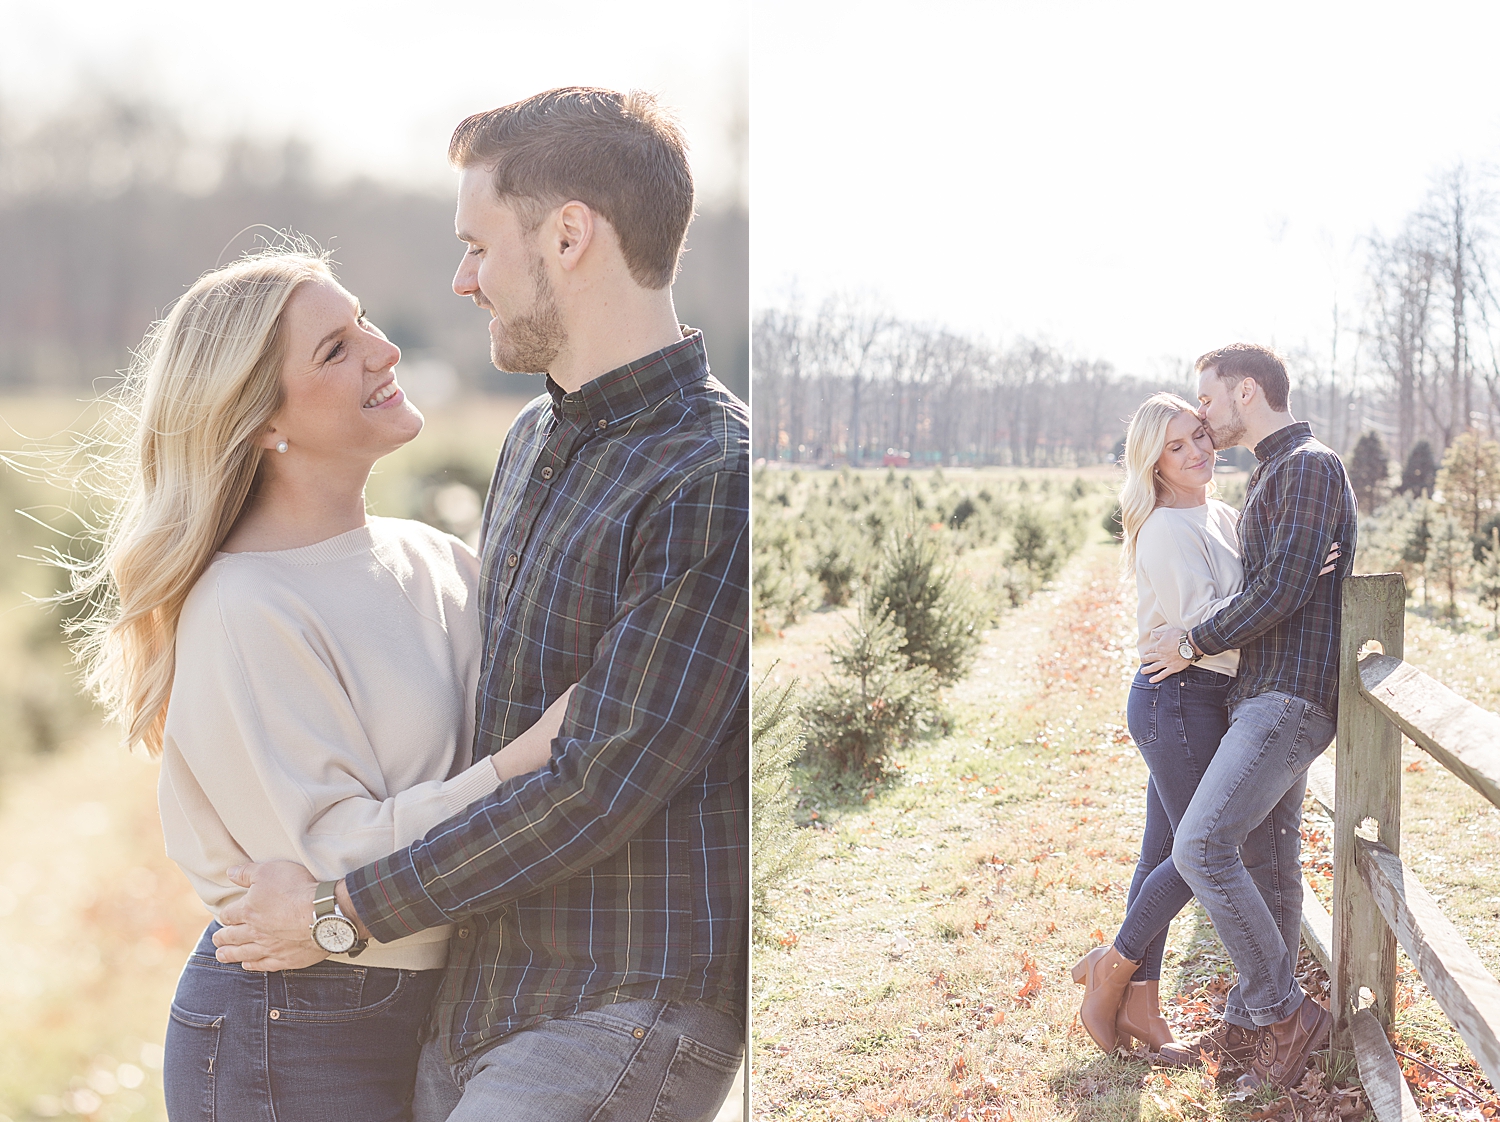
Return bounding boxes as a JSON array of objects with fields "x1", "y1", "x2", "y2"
[{"x1": 1297, "y1": 574, "x2": 1500, "y2": 1120}]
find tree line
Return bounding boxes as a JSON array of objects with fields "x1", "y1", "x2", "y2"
[
  {"x1": 755, "y1": 165, "x2": 1500, "y2": 471},
  {"x1": 751, "y1": 300, "x2": 1182, "y2": 467},
  {"x1": 0, "y1": 92, "x2": 748, "y2": 401}
]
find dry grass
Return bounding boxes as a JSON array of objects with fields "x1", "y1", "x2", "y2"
[{"x1": 752, "y1": 534, "x2": 1500, "y2": 1121}]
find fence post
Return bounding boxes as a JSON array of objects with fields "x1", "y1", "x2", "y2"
[{"x1": 1331, "y1": 573, "x2": 1406, "y2": 1052}]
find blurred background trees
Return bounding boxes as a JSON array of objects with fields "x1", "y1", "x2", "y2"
[{"x1": 0, "y1": 91, "x2": 748, "y2": 402}]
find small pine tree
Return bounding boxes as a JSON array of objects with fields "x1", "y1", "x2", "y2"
[
  {"x1": 1401, "y1": 504, "x2": 1432, "y2": 608},
  {"x1": 1473, "y1": 511, "x2": 1500, "y2": 564},
  {"x1": 1007, "y1": 506, "x2": 1061, "y2": 583},
  {"x1": 1478, "y1": 528, "x2": 1500, "y2": 634},
  {"x1": 802, "y1": 603, "x2": 937, "y2": 776},
  {"x1": 750, "y1": 671, "x2": 815, "y2": 942},
  {"x1": 870, "y1": 519, "x2": 981, "y2": 684},
  {"x1": 1401, "y1": 440, "x2": 1438, "y2": 497},
  {"x1": 1103, "y1": 502, "x2": 1124, "y2": 542},
  {"x1": 1348, "y1": 431, "x2": 1389, "y2": 514},
  {"x1": 1435, "y1": 431, "x2": 1500, "y2": 535},
  {"x1": 1428, "y1": 514, "x2": 1470, "y2": 618}
]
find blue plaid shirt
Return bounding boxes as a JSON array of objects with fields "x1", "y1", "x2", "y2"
[
  {"x1": 1190, "y1": 422, "x2": 1357, "y2": 714},
  {"x1": 346, "y1": 330, "x2": 748, "y2": 1062}
]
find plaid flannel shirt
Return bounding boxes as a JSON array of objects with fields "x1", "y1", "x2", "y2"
[
  {"x1": 346, "y1": 329, "x2": 749, "y2": 1063},
  {"x1": 1189, "y1": 422, "x2": 1358, "y2": 715}
]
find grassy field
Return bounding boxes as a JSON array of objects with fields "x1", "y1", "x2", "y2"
[
  {"x1": 0, "y1": 393, "x2": 531, "y2": 1121},
  {"x1": 751, "y1": 481, "x2": 1500, "y2": 1121}
]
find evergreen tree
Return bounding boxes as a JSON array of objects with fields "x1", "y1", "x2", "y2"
[
  {"x1": 1348, "y1": 431, "x2": 1389, "y2": 513},
  {"x1": 1400, "y1": 440, "x2": 1437, "y2": 497},
  {"x1": 1429, "y1": 514, "x2": 1470, "y2": 618},
  {"x1": 1435, "y1": 431, "x2": 1500, "y2": 535},
  {"x1": 870, "y1": 518, "x2": 981, "y2": 684},
  {"x1": 803, "y1": 602, "x2": 936, "y2": 776},
  {"x1": 750, "y1": 671, "x2": 814, "y2": 941},
  {"x1": 1478, "y1": 529, "x2": 1500, "y2": 634},
  {"x1": 1402, "y1": 504, "x2": 1432, "y2": 608}
]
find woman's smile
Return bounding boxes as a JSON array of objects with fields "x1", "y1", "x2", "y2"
[{"x1": 363, "y1": 379, "x2": 403, "y2": 409}]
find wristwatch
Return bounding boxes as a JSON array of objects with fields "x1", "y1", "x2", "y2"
[
  {"x1": 310, "y1": 880, "x2": 368, "y2": 957},
  {"x1": 1178, "y1": 633, "x2": 1202, "y2": 663}
]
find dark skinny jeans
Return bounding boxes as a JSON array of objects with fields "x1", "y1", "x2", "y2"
[{"x1": 1115, "y1": 665, "x2": 1232, "y2": 981}]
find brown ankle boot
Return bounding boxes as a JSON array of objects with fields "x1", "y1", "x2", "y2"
[
  {"x1": 1235, "y1": 996, "x2": 1332, "y2": 1092},
  {"x1": 1071, "y1": 945, "x2": 1140, "y2": 1053},
  {"x1": 1158, "y1": 1020, "x2": 1259, "y2": 1071},
  {"x1": 1116, "y1": 980, "x2": 1175, "y2": 1052}
]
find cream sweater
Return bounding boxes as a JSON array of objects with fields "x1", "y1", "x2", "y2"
[
  {"x1": 1134, "y1": 500, "x2": 1243, "y2": 679},
  {"x1": 158, "y1": 517, "x2": 496, "y2": 970}
]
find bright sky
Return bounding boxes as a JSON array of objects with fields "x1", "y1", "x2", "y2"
[
  {"x1": 0, "y1": 0, "x2": 747, "y2": 203},
  {"x1": 753, "y1": 0, "x2": 1500, "y2": 380}
]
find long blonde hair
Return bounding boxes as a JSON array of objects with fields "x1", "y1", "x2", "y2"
[
  {"x1": 1119, "y1": 392, "x2": 1208, "y2": 571},
  {"x1": 69, "y1": 248, "x2": 333, "y2": 754}
]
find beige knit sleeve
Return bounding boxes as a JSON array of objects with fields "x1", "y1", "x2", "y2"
[{"x1": 161, "y1": 565, "x2": 499, "y2": 890}]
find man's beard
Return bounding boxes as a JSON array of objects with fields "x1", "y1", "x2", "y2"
[
  {"x1": 491, "y1": 258, "x2": 566, "y2": 374},
  {"x1": 1206, "y1": 400, "x2": 1247, "y2": 450}
]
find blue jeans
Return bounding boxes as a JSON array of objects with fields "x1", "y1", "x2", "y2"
[
  {"x1": 413, "y1": 998, "x2": 744, "y2": 1122},
  {"x1": 164, "y1": 922, "x2": 443, "y2": 1121},
  {"x1": 1115, "y1": 666, "x2": 1233, "y2": 980},
  {"x1": 1173, "y1": 691, "x2": 1336, "y2": 1026}
]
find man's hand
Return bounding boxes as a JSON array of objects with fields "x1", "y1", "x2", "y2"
[
  {"x1": 212, "y1": 860, "x2": 327, "y2": 972},
  {"x1": 1140, "y1": 631, "x2": 1193, "y2": 683}
]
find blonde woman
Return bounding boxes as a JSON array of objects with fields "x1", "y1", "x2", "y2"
[
  {"x1": 73, "y1": 249, "x2": 569, "y2": 1121},
  {"x1": 1071, "y1": 392, "x2": 1335, "y2": 1064}
]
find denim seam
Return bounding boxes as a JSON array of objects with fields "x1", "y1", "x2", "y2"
[
  {"x1": 585, "y1": 1002, "x2": 668, "y2": 1122},
  {"x1": 270, "y1": 972, "x2": 411, "y2": 1024},
  {"x1": 1181, "y1": 706, "x2": 1291, "y2": 997}
]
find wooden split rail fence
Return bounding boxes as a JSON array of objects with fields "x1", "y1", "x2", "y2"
[{"x1": 1295, "y1": 573, "x2": 1500, "y2": 1121}]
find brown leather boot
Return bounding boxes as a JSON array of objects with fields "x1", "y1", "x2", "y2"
[
  {"x1": 1071, "y1": 945, "x2": 1140, "y2": 1053},
  {"x1": 1157, "y1": 1021, "x2": 1259, "y2": 1071},
  {"x1": 1116, "y1": 980, "x2": 1176, "y2": 1052},
  {"x1": 1235, "y1": 996, "x2": 1332, "y2": 1092}
]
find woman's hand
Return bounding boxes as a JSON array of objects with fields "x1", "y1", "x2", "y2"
[
  {"x1": 1320, "y1": 540, "x2": 1342, "y2": 576},
  {"x1": 490, "y1": 684, "x2": 577, "y2": 782}
]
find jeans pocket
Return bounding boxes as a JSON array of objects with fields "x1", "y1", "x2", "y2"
[
  {"x1": 164, "y1": 1004, "x2": 223, "y2": 1122},
  {"x1": 647, "y1": 1035, "x2": 743, "y2": 1122},
  {"x1": 1126, "y1": 679, "x2": 1159, "y2": 746},
  {"x1": 1285, "y1": 701, "x2": 1336, "y2": 772},
  {"x1": 273, "y1": 968, "x2": 408, "y2": 1024}
]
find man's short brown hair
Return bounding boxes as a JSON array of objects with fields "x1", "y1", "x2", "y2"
[
  {"x1": 1194, "y1": 342, "x2": 1290, "y2": 411},
  {"x1": 449, "y1": 87, "x2": 694, "y2": 291}
]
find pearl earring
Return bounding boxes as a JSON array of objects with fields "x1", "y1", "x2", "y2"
[{"x1": 276, "y1": 440, "x2": 289, "y2": 454}]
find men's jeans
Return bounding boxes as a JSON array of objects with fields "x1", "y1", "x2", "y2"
[
  {"x1": 413, "y1": 999, "x2": 744, "y2": 1122},
  {"x1": 1173, "y1": 691, "x2": 1336, "y2": 1027}
]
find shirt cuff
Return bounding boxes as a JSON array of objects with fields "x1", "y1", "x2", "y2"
[
  {"x1": 346, "y1": 848, "x2": 453, "y2": 945},
  {"x1": 1190, "y1": 621, "x2": 1228, "y2": 658}
]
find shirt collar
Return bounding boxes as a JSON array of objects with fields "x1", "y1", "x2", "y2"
[
  {"x1": 545, "y1": 327, "x2": 709, "y2": 429},
  {"x1": 1253, "y1": 421, "x2": 1313, "y2": 463}
]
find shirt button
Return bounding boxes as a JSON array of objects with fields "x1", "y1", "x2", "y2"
[
  {"x1": 457, "y1": 927, "x2": 469, "y2": 939},
  {"x1": 632, "y1": 1028, "x2": 645, "y2": 1039},
  {"x1": 269, "y1": 1010, "x2": 280, "y2": 1020},
  {"x1": 507, "y1": 553, "x2": 518, "y2": 568},
  {"x1": 596, "y1": 418, "x2": 608, "y2": 430},
  {"x1": 540, "y1": 466, "x2": 553, "y2": 480}
]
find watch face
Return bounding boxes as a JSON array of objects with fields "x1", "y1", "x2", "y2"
[{"x1": 312, "y1": 914, "x2": 357, "y2": 954}]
